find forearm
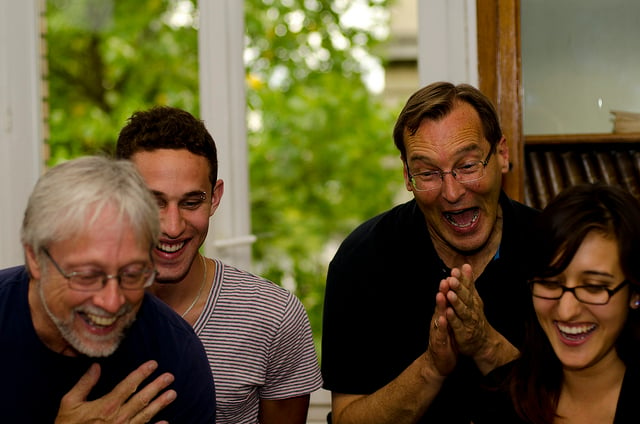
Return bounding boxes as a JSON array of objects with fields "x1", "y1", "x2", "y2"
[
  {"x1": 332, "y1": 353, "x2": 446, "y2": 424},
  {"x1": 473, "y1": 327, "x2": 519, "y2": 375}
]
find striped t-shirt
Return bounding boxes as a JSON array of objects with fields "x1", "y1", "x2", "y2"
[{"x1": 194, "y1": 258, "x2": 323, "y2": 423}]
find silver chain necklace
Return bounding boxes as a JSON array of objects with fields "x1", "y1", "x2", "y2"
[{"x1": 181, "y1": 255, "x2": 207, "y2": 318}]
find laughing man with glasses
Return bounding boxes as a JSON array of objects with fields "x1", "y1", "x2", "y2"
[
  {"x1": 0, "y1": 156, "x2": 216, "y2": 422},
  {"x1": 322, "y1": 82, "x2": 540, "y2": 424}
]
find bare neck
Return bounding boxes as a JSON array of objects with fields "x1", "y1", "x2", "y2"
[
  {"x1": 556, "y1": 356, "x2": 625, "y2": 423},
  {"x1": 149, "y1": 255, "x2": 213, "y2": 322}
]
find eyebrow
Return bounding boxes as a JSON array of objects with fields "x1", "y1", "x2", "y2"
[
  {"x1": 409, "y1": 144, "x2": 484, "y2": 165},
  {"x1": 184, "y1": 191, "x2": 207, "y2": 199},
  {"x1": 582, "y1": 270, "x2": 616, "y2": 280},
  {"x1": 151, "y1": 190, "x2": 207, "y2": 199}
]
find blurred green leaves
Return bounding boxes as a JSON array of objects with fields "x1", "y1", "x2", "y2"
[{"x1": 46, "y1": 0, "x2": 402, "y2": 346}]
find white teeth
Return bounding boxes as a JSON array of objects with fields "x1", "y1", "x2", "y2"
[
  {"x1": 158, "y1": 241, "x2": 184, "y2": 253},
  {"x1": 86, "y1": 313, "x2": 117, "y2": 327},
  {"x1": 557, "y1": 323, "x2": 596, "y2": 335},
  {"x1": 445, "y1": 209, "x2": 479, "y2": 228}
]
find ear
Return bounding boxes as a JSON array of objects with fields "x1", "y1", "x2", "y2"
[
  {"x1": 209, "y1": 179, "x2": 224, "y2": 217},
  {"x1": 496, "y1": 136, "x2": 510, "y2": 174},
  {"x1": 629, "y1": 291, "x2": 640, "y2": 309},
  {"x1": 24, "y1": 244, "x2": 42, "y2": 280},
  {"x1": 402, "y1": 158, "x2": 413, "y2": 192}
]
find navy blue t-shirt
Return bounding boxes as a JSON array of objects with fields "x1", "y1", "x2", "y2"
[{"x1": 0, "y1": 266, "x2": 216, "y2": 422}]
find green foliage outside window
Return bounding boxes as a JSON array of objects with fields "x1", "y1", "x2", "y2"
[{"x1": 46, "y1": 0, "x2": 403, "y2": 349}]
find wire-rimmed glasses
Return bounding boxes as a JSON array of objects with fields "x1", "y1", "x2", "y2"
[
  {"x1": 407, "y1": 149, "x2": 493, "y2": 192},
  {"x1": 42, "y1": 248, "x2": 156, "y2": 292}
]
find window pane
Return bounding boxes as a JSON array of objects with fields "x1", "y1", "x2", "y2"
[
  {"x1": 45, "y1": 0, "x2": 199, "y2": 164},
  {"x1": 522, "y1": 0, "x2": 640, "y2": 135}
]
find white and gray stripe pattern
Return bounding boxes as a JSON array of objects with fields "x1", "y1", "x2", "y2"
[{"x1": 194, "y1": 258, "x2": 323, "y2": 424}]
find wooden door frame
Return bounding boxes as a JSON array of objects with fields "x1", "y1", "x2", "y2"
[{"x1": 476, "y1": 0, "x2": 523, "y2": 201}]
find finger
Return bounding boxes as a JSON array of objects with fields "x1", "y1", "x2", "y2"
[
  {"x1": 129, "y1": 382, "x2": 177, "y2": 424},
  {"x1": 431, "y1": 294, "x2": 452, "y2": 345},
  {"x1": 446, "y1": 279, "x2": 469, "y2": 313},
  {"x1": 435, "y1": 289, "x2": 449, "y2": 310},
  {"x1": 428, "y1": 305, "x2": 457, "y2": 375},
  {"x1": 438, "y1": 277, "x2": 451, "y2": 294},
  {"x1": 124, "y1": 373, "x2": 176, "y2": 423},
  {"x1": 432, "y1": 315, "x2": 449, "y2": 344},
  {"x1": 460, "y1": 264, "x2": 474, "y2": 287},
  {"x1": 445, "y1": 304, "x2": 463, "y2": 328},
  {"x1": 101, "y1": 361, "x2": 158, "y2": 416},
  {"x1": 446, "y1": 288, "x2": 480, "y2": 328},
  {"x1": 448, "y1": 269, "x2": 472, "y2": 301},
  {"x1": 447, "y1": 264, "x2": 480, "y2": 315},
  {"x1": 450, "y1": 266, "x2": 462, "y2": 280},
  {"x1": 59, "y1": 363, "x2": 101, "y2": 406}
]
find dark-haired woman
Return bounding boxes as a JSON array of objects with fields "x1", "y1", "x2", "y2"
[{"x1": 473, "y1": 183, "x2": 640, "y2": 424}]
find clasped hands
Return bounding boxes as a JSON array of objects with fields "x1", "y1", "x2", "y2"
[{"x1": 427, "y1": 264, "x2": 490, "y2": 376}]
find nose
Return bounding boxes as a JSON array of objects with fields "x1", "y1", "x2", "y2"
[
  {"x1": 556, "y1": 290, "x2": 583, "y2": 320},
  {"x1": 161, "y1": 203, "x2": 186, "y2": 238},
  {"x1": 92, "y1": 278, "x2": 126, "y2": 314},
  {"x1": 440, "y1": 172, "x2": 466, "y2": 203}
]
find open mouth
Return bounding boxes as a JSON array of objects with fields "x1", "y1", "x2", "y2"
[
  {"x1": 79, "y1": 311, "x2": 117, "y2": 328},
  {"x1": 556, "y1": 322, "x2": 597, "y2": 341},
  {"x1": 157, "y1": 241, "x2": 185, "y2": 253},
  {"x1": 443, "y1": 208, "x2": 479, "y2": 228}
]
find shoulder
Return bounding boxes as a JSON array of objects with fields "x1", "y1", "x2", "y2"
[
  {"x1": 345, "y1": 199, "x2": 420, "y2": 239},
  {"x1": 619, "y1": 364, "x2": 640, "y2": 407},
  {"x1": 210, "y1": 261, "x2": 309, "y2": 330},
  {"x1": 0, "y1": 266, "x2": 31, "y2": 340},
  {"x1": 500, "y1": 192, "x2": 541, "y2": 248},
  {"x1": 500, "y1": 192, "x2": 540, "y2": 222},
  {"x1": 217, "y1": 261, "x2": 294, "y2": 303},
  {"x1": 0, "y1": 266, "x2": 29, "y2": 306},
  {"x1": 332, "y1": 199, "x2": 424, "y2": 262},
  {"x1": 125, "y1": 295, "x2": 208, "y2": 365},
  {"x1": 135, "y1": 293, "x2": 201, "y2": 343},
  {"x1": 0, "y1": 266, "x2": 29, "y2": 286}
]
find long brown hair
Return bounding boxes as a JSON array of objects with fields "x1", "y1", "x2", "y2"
[{"x1": 511, "y1": 183, "x2": 640, "y2": 423}]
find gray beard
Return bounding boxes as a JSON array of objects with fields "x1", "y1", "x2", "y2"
[{"x1": 38, "y1": 279, "x2": 134, "y2": 357}]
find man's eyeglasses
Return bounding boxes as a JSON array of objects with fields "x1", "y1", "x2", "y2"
[
  {"x1": 529, "y1": 279, "x2": 629, "y2": 305},
  {"x1": 42, "y1": 248, "x2": 156, "y2": 292},
  {"x1": 407, "y1": 149, "x2": 493, "y2": 192}
]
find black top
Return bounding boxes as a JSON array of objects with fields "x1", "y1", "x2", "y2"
[
  {"x1": 0, "y1": 266, "x2": 217, "y2": 423},
  {"x1": 474, "y1": 360, "x2": 640, "y2": 424},
  {"x1": 321, "y1": 192, "x2": 539, "y2": 423}
]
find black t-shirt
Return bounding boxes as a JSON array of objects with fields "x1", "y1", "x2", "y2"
[{"x1": 321, "y1": 192, "x2": 539, "y2": 423}]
